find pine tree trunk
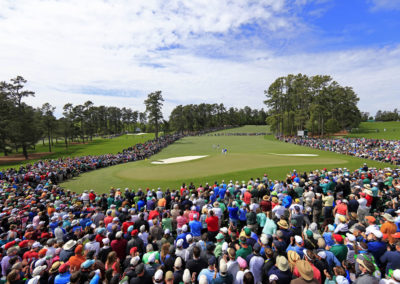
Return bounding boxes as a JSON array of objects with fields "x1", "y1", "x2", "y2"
[{"x1": 22, "y1": 145, "x2": 28, "y2": 159}]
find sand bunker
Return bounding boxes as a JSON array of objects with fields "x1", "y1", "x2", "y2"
[
  {"x1": 269, "y1": 153, "x2": 319, "y2": 157},
  {"x1": 127, "y1": 133, "x2": 147, "y2": 136},
  {"x1": 152, "y1": 155, "x2": 208, "y2": 164}
]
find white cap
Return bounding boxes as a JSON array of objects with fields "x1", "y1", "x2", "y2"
[
  {"x1": 260, "y1": 235, "x2": 268, "y2": 245},
  {"x1": 130, "y1": 256, "x2": 140, "y2": 266},
  {"x1": 249, "y1": 204, "x2": 254, "y2": 211},
  {"x1": 182, "y1": 224, "x2": 188, "y2": 232},
  {"x1": 220, "y1": 227, "x2": 228, "y2": 234},
  {"x1": 393, "y1": 269, "x2": 400, "y2": 281},
  {"x1": 116, "y1": 231, "x2": 123, "y2": 239},
  {"x1": 372, "y1": 230, "x2": 383, "y2": 238},
  {"x1": 199, "y1": 275, "x2": 208, "y2": 284},
  {"x1": 164, "y1": 229, "x2": 170, "y2": 234},
  {"x1": 154, "y1": 269, "x2": 163, "y2": 281},
  {"x1": 346, "y1": 233, "x2": 356, "y2": 242},
  {"x1": 174, "y1": 257, "x2": 182, "y2": 268},
  {"x1": 102, "y1": 238, "x2": 110, "y2": 245},
  {"x1": 317, "y1": 251, "x2": 326, "y2": 259},
  {"x1": 140, "y1": 225, "x2": 145, "y2": 232},
  {"x1": 32, "y1": 242, "x2": 41, "y2": 248},
  {"x1": 177, "y1": 239, "x2": 184, "y2": 247},
  {"x1": 295, "y1": 236, "x2": 303, "y2": 244},
  {"x1": 183, "y1": 269, "x2": 191, "y2": 282},
  {"x1": 186, "y1": 234, "x2": 193, "y2": 242}
]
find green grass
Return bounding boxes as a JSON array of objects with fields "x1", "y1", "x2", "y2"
[
  {"x1": 346, "y1": 121, "x2": 400, "y2": 139},
  {"x1": 214, "y1": 125, "x2": 270, "y2": 134},
  {"x1": 0, "y1": 134, "x2": 154, "y2": 169},
  {"x1": 62, "y1": 131, "x2": 390, "y2": 193}
]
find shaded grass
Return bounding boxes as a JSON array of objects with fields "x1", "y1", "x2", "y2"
[{"x1": 0, "y1": 134, "x2": 154, "y2": 169}]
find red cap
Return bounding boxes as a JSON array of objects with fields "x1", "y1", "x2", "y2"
[
  {"x1": 4, "y1": 240, "x2": 16, "y2": 250},
  {"x1": 130, "y1": 247, "x2": 137, "y2": 255},
  {"x1": 59, "y1": 263, "x2": 69, "y2": 274},
  {"x1": 19, "y1": 240, "x2": 30, "y2": 248},
  {"x1": 131, "y1": 229, "x2": 138, "y2": 236},
  {"x1": 333, "y1": 234, "x2": 344, "y2": 243}
]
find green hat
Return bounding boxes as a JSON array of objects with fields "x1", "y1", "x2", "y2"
[
  {"x1": 306, "y1": 230, "x2": 313, "y2": 237},
  {"x1": 244, "y1": 227, "x2": 251, "y2": 236},
  {"x1": 216, "y1": 233, "x2": 225, "y2": 240},
  {"x1": 271, "y1": 191, "x2": 278, "y2": 196}
]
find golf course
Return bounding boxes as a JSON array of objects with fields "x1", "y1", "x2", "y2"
[{"x1": 62, "y1": 125, "x2": 390, "y2": 193}]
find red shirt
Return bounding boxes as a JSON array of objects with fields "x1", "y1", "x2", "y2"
[
  {"x1": 122, "y1": 221, "x2": 134, "y2": 233},
  {"x1": 366, "y1": 195, "x2": 373, "y2": 207},
  {"x1": 205, "y1": 216, "x2": 219, "y2": 232},
  {"x1": 111, "y1": 238, "x2": 127, "y2": 261},
  {"x1": 104, "y1": 216, "x2": 113, "y2": 227},
  {"x1": 244, "y1": 192, "x2": 252, "y2": 204}
]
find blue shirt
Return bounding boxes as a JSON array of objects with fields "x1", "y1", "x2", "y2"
[
  {"x1": 176, "y1": 232, "x2": 190, "y2": 248},
  {"x1": 282, "y1": 195, "x2": 292, "y2": 208},
  {"x1": 198, "y1": 268, "x2": 219, "y2": 284},
  {"x1": 137, "y1": 200, "x2": 145, "y2": 211},
  {"x1": 286, "y1": 244, "x2": 304, "y2": 258},
  {"x1": 239, "y1": 208, "x2": 247, "y2": 221},
  {"x1": 219, "y1": 187, "x2": 226, "y2": 200},
  {"x1": 189, "y1": 220, "x2": 202, "y2": 237},
  {"x1": 55, "y1": 272, "x2": 71, "y2": 284},
  {"x1": 367, "y1": 241, "x2": 387, "y2": 266},
  {"x1": 228, "y1": 207, "x2": 239, "y2": 220}
]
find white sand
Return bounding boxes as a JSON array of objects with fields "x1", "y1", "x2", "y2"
[
  {"x1": 152, "y1": 155, "x2": 208, "y2": 164},
  {"x1": 269, "y1": 153, "x2": 319, "y2": 157},
  {"x1": 127, "y1": 133, "x2": 147, "y2": 136}
]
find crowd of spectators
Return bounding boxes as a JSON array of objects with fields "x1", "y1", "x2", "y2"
[
  {"x1": 1, "y1": 159, "x2": 400, "y2": 284},
  {"x1": 279, "y1": 137, "x2": 400, "y2": 165}
]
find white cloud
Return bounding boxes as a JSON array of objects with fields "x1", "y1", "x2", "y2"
[
  {"x1": 0, "y1": 0, "x2": 399, "y2": 119},
  {"x1": 369, "y1": 0, "x2": 400, "y2": 11}
]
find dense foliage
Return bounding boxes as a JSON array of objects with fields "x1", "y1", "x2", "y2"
[
  {"x1": 264, "y1": 74, "x2": 362, "y2": 136},
  {"x1": 168, "y1": 104, "x2": 267, "y2": 133},
  {"x1": 375, "y1": 109, "x2": 399, "y2": 122}
]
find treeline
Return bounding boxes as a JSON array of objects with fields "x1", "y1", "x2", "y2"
[
  {"x1": 169, "y1": 104, "x2": 267, "y2": 132},
  {"x1": 0, "y1": 76, "x2": 149, "y2": 159},
  {"x1": 264, "y1": 74, "x2": 362, "y2": 136},
  {"x1": 375, "y1": 109, "x2": 399, "y2": 122}
]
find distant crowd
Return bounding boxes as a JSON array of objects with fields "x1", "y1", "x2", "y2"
[
  {"x1": 1, "y1": 160, "x2": 400, "y2": 284},
  {"x1": 0, "y1": 134, "x2": 183, "y2": 186},
  {"x1": 280, "y1": 137, "x2": 400, "y2": 165}
]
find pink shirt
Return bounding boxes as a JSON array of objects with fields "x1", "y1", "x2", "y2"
[{"x1": 176, "y1": 216, "x2": 188, "y2": 228}]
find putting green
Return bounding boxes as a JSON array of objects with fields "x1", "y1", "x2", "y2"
[{"x1": 61, "y1": 133, "x2": 389, "y2": 193}]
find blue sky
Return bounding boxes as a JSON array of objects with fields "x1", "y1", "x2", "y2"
[{"x1": 0, "y1": 0, "x2": 399, "y2": 117}]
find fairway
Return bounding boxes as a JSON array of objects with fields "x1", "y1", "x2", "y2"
[
  {"x1": 62, "y1": 133, "x2": 388, "y2": 193},
  {"x1": 346, "y1": 121, "x2": 400, "y2": 139}
]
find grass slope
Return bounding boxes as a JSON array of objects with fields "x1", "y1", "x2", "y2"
[
  {"x1": 214, "y1": 125, "x2": 270, "y2": 133},
  {"x1": 347, "y1": 121, "x2": 400, "y2": 139},
  {"x1": 0, "y1": 134, "x2": 154, "y2": 169},
  {"x1": 62, "y1": 133, "x2": 389, "y2": 193}
]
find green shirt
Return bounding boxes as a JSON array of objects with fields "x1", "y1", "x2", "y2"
[
  {"x1": 214, "y1": 242, "x2": 224, "y2": 258},
  {"x1": 162, "y1": 218, "x2": 172, "y2": 231},
  {"x1": 236, "y1": 245, "x2": 252, "y2": 259},
  {"x1": 330, "y1": 244, "x2": 348, "y2": 262},
  {"x1": 257, "y1": 213, "x2": 267, "y2": 227}
]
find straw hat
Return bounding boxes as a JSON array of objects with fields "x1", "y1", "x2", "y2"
[
  {"x1": 263, "y1": 195, "x2": 269, "y2": 201},
  {"x1": 277, "y1": 220, "x2": 289, "y2": 229},
  {"x1": 383, "y1": 213, "x2": 395, "y2": 223},
  {"x1": 276, "y1": 255, "x2": 289, "y2": 271},
  {"x1": 49, "y1": 261, "x2": 63, "y2": 274},
  {"x1": 62, "y1": 240, "x2": 76, "y2": 251},
  {"x1": 296, "y1": 260, "x2": 314, "y2": 281}
]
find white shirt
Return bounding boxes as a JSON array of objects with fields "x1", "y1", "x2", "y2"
[
  {"x1": 249, "y1": 255, "x2": 264, "y2": 284},
  {"x1": 85, "y1": 241, "x2": 100, "y2": 256}
]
